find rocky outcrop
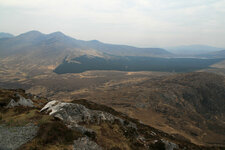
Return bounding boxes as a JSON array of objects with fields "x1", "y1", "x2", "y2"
[
  {"x1": 0, "y1": 124, "x2": 38, "y2": 150},
  {"x1": 41, "y1": 100, "x2": 139, "y2": 149},
  {"x1": 41, "y1": 100, "x2": 136, "y2": 127},
  {"x1": 6, "y1": 94, "x2": 34, "y2": 108},
  {"x1": 73, "y1": 137, "x2": 102, "y2": 150}
]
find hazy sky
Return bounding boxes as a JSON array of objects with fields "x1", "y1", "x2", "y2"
[{"x1": 0, "y1": 0, "x2": 225, "y2": 47}]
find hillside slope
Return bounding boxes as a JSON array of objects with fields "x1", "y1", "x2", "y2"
[
  {"x1": 75, "y1": 72, "x2": 225, "y2": 146},
  {"x1": 0, "y1": 31, "x2": 103, "y2": 77},
  {"x1": 0, "y1": 30, "x2": 172, "y2": 77},
  {"x1": 1, "y1": 88, "x2": 218, "y2": 150}
]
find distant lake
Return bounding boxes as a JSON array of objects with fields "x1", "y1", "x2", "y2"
[{"x1": 54, "y1": 56, "x2": 224, "y2": 74}]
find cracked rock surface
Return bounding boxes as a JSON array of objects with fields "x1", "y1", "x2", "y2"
[
  {"x1": 0, "y1": 124, "x2": 38, "y2": 150},
  {"x1": 41, "y1": 100, "x2": 139, "y2": 149}
]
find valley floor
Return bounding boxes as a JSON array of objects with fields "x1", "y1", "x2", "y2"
[{"x1": 0, "y1": 60, "x2": 225, "y2": 148}]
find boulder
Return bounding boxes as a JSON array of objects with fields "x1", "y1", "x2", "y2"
[{"x1": 41, "y1": 100, "x2": 116, "y2": 125}]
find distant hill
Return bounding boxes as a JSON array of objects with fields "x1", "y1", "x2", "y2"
[
  {"x1": 197, "y1": 49, "x2": 225, "y2": 58},
  {"x1": 0, "y1": 30, "x2": 172, "y2": 58},
  {"x1": 0, "y1": 32, "x2": 14, "y2": 39},
  {"x1": 0, "y1": 30, "x2": 174, "y2": 75},
  {"x1": 77, "y1": 39, "x2": 173, "y2": 57},
  {"x1": 167, "y1": 45, "x2": 223, "y2": 56},
  {"x1": 1, "y1": 31, "x2": 225, "y2": 75},
  {"x1": 0, "y1": 30, "x2": 88, "y2": 58},
  {"x1": 0, "y1": 30, "x2": 92, "y2": 76}
]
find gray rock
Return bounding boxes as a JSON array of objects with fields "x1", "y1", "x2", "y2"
[
  {"x1": 150, "y1": 131, "x2": 156, "y2": 136},
  {"x1": 0, "y1": 124, "x2": 38, "y2": 150},
  {"x1": 6, "y1": 99, "x2": 18, "y2": 108},
  {"x1": 6, "y1": 94, "x2": 34, "y2": 108},
  {"x1": 41, "y1": 101, "x2": 137, "y2": 130},
  {"x1": 41, "y1": 101, "x2": 138, "y2": 132},
  {"x1": 161, "y1": 139, "x2": 179, "y2": 150},
  {"x1": 41, "y1": 100, "x2": 138, "y2": 150},
  {"x1": 68, "y1": 124, "x2": 95, "y2": 135},
  {"x1": 41, "y1": 100, "x2": 118, "y2": 125},
  {"x1": 73, "y1": 137, "x2": 102, "y2": 150}
]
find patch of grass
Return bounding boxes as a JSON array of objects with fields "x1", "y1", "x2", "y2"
[
  {"x1": 0, "y1": 89, "x2": 26, "y2": 107},
  {"x1": 0, "y1": 107, "x2": 52, "y2": 127},
  {"x1": 36, "y1": 114, "x2": 52, "y2": 125},
  {"x1": 37, "y1": 121, "x2": 82, "y2": 144},
  {"x1": 148, "y1": 141, "x2": 165, "y2": 150},
  {"x1": 1, "y1": 109, "x2": 37, "y2": 126},
  {"x1": 87, "y1": 122, "x2": 135, "y2": 150}
]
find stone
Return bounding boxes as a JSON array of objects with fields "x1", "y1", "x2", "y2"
[
  {"x1": 73, "y1": 137, "x2": 102, "y2": 150},
  {"x1": 161, "y1": 139, "x2": 179, "y2": 150},
  {"x1": 6, "y1": 94, "x2": 34, "y2": 108},
  {"x1": 41, "y1": 100, "x2": 117, "y2": 125}
]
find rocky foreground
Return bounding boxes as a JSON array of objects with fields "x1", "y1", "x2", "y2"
[{"x1": 0, "y1": 89, "x2": 223, "y2": 150}]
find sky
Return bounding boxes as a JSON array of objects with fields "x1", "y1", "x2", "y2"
[{"x1": 0, "y1": 0, "x2": 225, "y2": 48}]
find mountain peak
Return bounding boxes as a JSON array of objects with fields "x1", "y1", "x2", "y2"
[
  {"x1": 89, "y1": 40, "x2": 100, "y2": 43},
  {"x1": 48, "y1": 31, "x2": 66, "y2": 37},
  {"x1": 25, "y1": 30, "x2": 42, "y2": 34},
  {"x1": 18, "y1": 30, "x2": 43, "y2": 37}
]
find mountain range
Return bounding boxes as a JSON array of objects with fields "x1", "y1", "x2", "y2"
[
  {"x1": 0, "y1": 32, "x2": 14, "y2": 39},
  {"x1": 0, "y1": 30, "x2": 172, "y2": 58},
  {"x1": 167, "y1": 45, "x2": 224, "y2": 56},
  {"x1": 1, "y1": 31, "x2": 225, "y2": 59},
  {"x1": 197, "y1": 50, "x2": 225, "y2": 58},
  {"x1": 1, "y1": 30, "x2": 225, "y2": 74}
]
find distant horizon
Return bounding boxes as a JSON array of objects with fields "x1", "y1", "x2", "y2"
[{"x1": 1, "y1": 30, "x2": 225, "y2": 49}]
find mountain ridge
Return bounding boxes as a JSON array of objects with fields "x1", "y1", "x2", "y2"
[
  {"x1": 0, "y1": 32, "x2": 14, "y2": 39},
  {"x1": 0, "y1": 30, "x2": 172, "y2": 58},
  {"x1": 167, "y1": 45, "x2": 224, "y2": 56},
  {"x1": 0, "y1": 30, "x2": 175, "y2": 77},
  {"x1": 197, "y1": 49, "x2": 225, "y2": 58}
]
